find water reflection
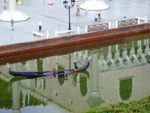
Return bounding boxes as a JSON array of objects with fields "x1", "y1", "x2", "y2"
[
  {"x1": 0, "y1": 34, "x2": 150, "y2": 113},
  {"x1": 119, "y1": 77, "x2": 133, "y2": 101}
]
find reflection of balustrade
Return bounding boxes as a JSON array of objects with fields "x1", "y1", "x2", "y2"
[
  {"x1": 114, "y1": 45, "x2": 123, "y2": 67},
  {"x1": 83, "y1": 50, "x2": 89, "y2": 61},
  {"x1": 98, "y1": 55, "x2": 108, "y2": 71},
  {"x1": 73, "y1": 51, "x2": 91, "y2": 63},
  {"x1": 20, "y1": 86, "x2": 50, "y2": 104},
  {"x1": 122, "y1": 48, "x2": 131, "y2": 65},
  {"x1": 71, "y1": 38, "x2": 149, "y2": 72},
  {"x1": 145, "y1": 44, "x2": 150, "y2": 57},
  {"x1": 72, "y1": 52, "x2": 78, "y2": 62},
  {"x1": 97, "y1": 39, "x2": 150, "y2": 72},
  {"x1": 137, "y1": 40, "x2": 147, "y2": 64},
  {"x1": 130, "y1": 46, "x2": 139, "y2": 64},
  {"x1": 106, "y1": 46, "x2": 115, "y2": 68}
]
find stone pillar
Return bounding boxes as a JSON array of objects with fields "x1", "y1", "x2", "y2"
[
  {"x1": 9, "y1": 0, "x2": 16, "y2": 12},
  {"x1": 114, "y1": 44, "x2": 123, "y2": 67},
  {"x1": 107, "y1": 46, "x2": 114, "y2": 68},
  {"x1": 77, "y1": 74, "x2": 80, "y2": 87},
  {"x1": 83, "y1": 50, "x2": 89, "y2": 61},
  {"x1": 91, "y1": 53, "x2": 99, "y2": 92},
  {"x1": 12, "y1": 82, "x2": 21, "y2": 113},
  {"x1": 130, "y1": 44, "x2": 139, "y2": 64},
  {"x1": 87, "y1": 53, "x2": 104, "y2": 107},
  {"x1": 73, "y1": 52, "x2": 78, "y2": 63}
]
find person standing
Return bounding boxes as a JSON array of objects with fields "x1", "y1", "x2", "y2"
[
  {"x1": 95, "y1": 14, "x2": 98, "y2": 22},
  {"x1": 97, "y1": 13, "x2": 101, "y2": 21},
  {"x1": 48, "y1": 0, "x2": 53, "y2": 5},
  {"x1": 75, "y1": 0, "x2": 80, "y2": 16},
  {"x1": 2, "y1": 0, "x2": 7, "y2": 9},
  {"x1": 74, "y1": 62, "x2": 78, "y2": 69},
  {"x1": 52, "y1": 67, "x2": 56, "y2": 77},
  {"x1": 76, "y1": 5, "x2": 80, "y2": 16},
  {"x1": 11, "y1": 19, "x2": 14, "y2": 30},
  {"x1": 38, "y1": 20, "x2": 42, "y2": 32}
]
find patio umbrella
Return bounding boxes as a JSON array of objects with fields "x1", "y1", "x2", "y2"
[{"x1": 79, "y1": 0, "x2": 110, "y2": 11}]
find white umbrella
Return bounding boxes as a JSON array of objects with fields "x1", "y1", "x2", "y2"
[{"x1": 79, "y1": 0, "x2": 110, "y2": 11}]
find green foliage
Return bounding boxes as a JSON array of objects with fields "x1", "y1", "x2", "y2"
[
  {"x1": 20, "y1": 92, "x2": 46, "y2": 106},
  {"x1": 0, "y1": 79, "x2": 46, "y2": 108},
  {"x1": 72, "y1": 71, "x2": 90, "y2": 85},
  {"x1": 119, "y1": 78, "x2": 132, "y2": 100},
  {"x1": 58, "y1": 77, "x2": 65, "y2": 86},
  {"x1": 84, "y1": 96, "x2": 150, "y2": 113},
  {"x1": 80, "y1": 76, "x2": 87, "y2": 97},
  {"x1": 107, "y1": 60, "x2": 112, "y2": 67},
  {"x1": 57, "y1": 65, "x2": 65, "y2": 86},
  {"x1": 0, "y1": 80, "x2": 12, "y2": 108},
  {"x1": 37, "y1": 58, "x2": 43, "y2": 72},
  {"x1": 72, "y1": 70, "x2": 89, "y2": 96},
  {"x1": 72, "y1": 73, "x2": 78, "y2": 86},
  {"x1": 21, "y1": 61, "x2": 26, "y2": 65}
]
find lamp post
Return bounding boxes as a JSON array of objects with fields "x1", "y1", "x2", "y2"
[{"x1": 63, "y1": 0, "x2": 75, "y2": 30}]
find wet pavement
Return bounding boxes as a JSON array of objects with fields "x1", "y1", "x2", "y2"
[{"x1": 0, "y1": 0, "x2": 150, "y2": 45}]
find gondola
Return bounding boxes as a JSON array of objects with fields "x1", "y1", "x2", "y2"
[{"x1": 9, "y1": 61, "x2": 90, "y2": 79}]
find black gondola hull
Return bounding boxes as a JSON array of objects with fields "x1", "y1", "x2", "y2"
[{"x1": 9, "y1": 61, "x2": 90, "y2": 78}]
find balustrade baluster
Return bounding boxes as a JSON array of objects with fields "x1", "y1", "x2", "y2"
[
  {"x1": 130, "y1": 43, "x2": 139, "y2": 65},
  {"x1": 98, "y1": 55, "x2": 108, "y2": 71},
  {"x1": 122, "y1": 47, "x2": 131, "y2": 65},
  {"x1": 106, "y1": 46, "x2": 114, "y2": 68},
  {"x1": 114, "y1": 44, "x2": 123, "y2": 67}
]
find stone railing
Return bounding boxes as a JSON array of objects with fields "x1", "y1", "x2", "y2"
[
  {"x1": 87, "y1": 22, "x2": 110, "y2": 32},
  {"x1": 98, "y1": 39, "x2": 150, "y2": 72},
  {"x1": 54, "y1": 17, "x2": 149, "y2": 37},
  {"x1": 72, "y1": 38, "x2": 150, "y2": 72},
  {"x1": 117, "y1": 18, "x2": 138, "y2": 28},
  {"x1": 27, "y1": 17, "x2": 150, "y2": 40}
]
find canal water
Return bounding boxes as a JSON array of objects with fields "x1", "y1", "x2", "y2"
[{"x1": 0, "y1": 34, "x2": 150, "y2": 113}]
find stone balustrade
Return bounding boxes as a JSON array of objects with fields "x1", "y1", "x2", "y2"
[
  {"x1": 117, "y1": 18, "x2": 138, "y2": 28},
  {"x1": 74, "y1": 38, "x2": 150, "y2": 72},
  {"x1": 87, "y1": 22, "x2": 109, "y2": 32}
]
